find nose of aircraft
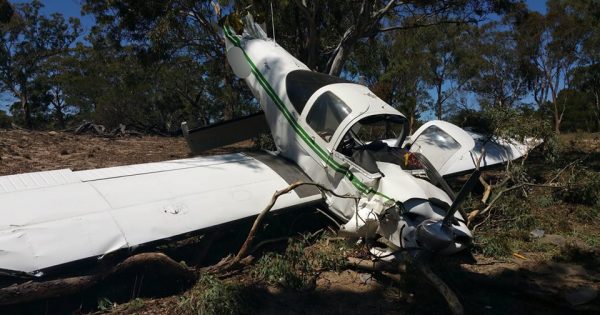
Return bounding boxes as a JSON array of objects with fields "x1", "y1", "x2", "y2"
[
  {"x1": 416, "y1": 218, "x2": 471, "y2": 253},
  {"x1": 415, "y1": 169, "x2": 480, "y2": 253}
]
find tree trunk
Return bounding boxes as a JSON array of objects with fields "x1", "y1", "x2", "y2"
[
  {"x1": 20, "y1": 94, "x2": 32, "y2": 129},
  {"x1": 306, "y1": 18, "x2": 318, "y2": 70},
  {"x1": 436, "y1": 81, "x2": 443, "y2": 120},
  {"x1": 551, "y1": 89, "x2": 561, "y2": 134},
  {"x1": 594, "y1": 92, "x2": 600, "y2": 131},
  {"x1": 55, "y1": 106, "x2": 65, "y2": 129},
  {"x1": 328, "y1": 37, "x2": 355, "y2": 76},
  {"x1": 554, "y1": 111, "x2": 561, "y2": 134},
  {"x1": 223, "y1": 63, "x2": 235, "y2": 120}
]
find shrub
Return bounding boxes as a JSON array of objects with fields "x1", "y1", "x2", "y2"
[
  {"x1": 252, "y1": 239, "x2": 313, "y2": 290},
  {"x1": 179, "y1": 274, "x2": 249, "y2": 315},
  {"x1": 557, "y1": 169, "x2": 600, "y2": 206},
  {"x1": 473, "y1": 234, "x2": 513, "y2": 258},
  {"x1": 252, "y1": 132, "x2": 276, "y2": 151},
  {"x1": 251, "y1": 235, "x2": 349, "y2": 290}
]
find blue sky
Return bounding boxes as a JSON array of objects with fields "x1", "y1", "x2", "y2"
[
  {"x1": 13, "y1": 0, "x2": 95, "y2": 38},
  {"x1": 27, "y1": 0, "x2": 547, "y2": 27},
  {"x1": 2, "y1": 0, "x2": 550, "y2": 113}
]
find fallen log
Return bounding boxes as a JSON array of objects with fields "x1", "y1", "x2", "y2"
[{"x1": 0, "y1": 252, "x2": 196, "y2": 305}]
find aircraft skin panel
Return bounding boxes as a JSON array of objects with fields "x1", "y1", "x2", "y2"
[
  {"x1": 0, "y1": 154, "x2": 321, "y2": 274},
  {"x1": 0, "y1": 182, "x2": 112, "y2": 229},
  {"x1": 0, "y1": 169, "x2": 80, "y2": 194},
  {"x1": 0, "y1": 212, "x2": 127, "y2": 274},
  {"x1": 76, "y1": 153, "x2": 251, "y2": 182}
]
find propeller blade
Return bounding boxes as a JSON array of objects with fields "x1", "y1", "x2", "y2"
[{"x1": 442, "y1": 169, "x2": 480, "y2": 227}]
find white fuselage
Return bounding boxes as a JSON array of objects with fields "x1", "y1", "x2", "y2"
[{"x1": 224, "y1": 25, "x2": 472, "y2": 255}]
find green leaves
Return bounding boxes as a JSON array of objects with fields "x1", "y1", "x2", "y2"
[
  {"x1": 0, "y1": 0, "x2": 14, "y2": 24},
  {"x1": 0, "y1": 0, "x2": 81, "y2": 128}
]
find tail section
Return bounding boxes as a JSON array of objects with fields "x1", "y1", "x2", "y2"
[{"x1": 223, "y1": 13, "x2": 272, "y2": 80}]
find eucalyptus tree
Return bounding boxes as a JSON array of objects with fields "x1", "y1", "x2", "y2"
[
  {"x1": 0, "y1": 0, "x2": 81, "y2": 128},
  {"x1": 81, "y1": 0, "x2": 518, "y2": 127},
  {"x1": 514, "y1": 0, "x2": 593, "y2": 133},
  {"x1": 347, "y1": 29, "x2": 430, "y2": 133},
  {"x1": 286, "y1": 0, "x2": 519, "y2": 76},
  {"x1": 467, "y1": 22, "x2": 528, "y2": 109},
  {"x1": 82, "y1": 0, "x2": 255, "y2": 122}
]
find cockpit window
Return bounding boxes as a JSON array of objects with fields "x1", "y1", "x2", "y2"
[
  {"x1": 306, "y1": 91, "x2": 352, "y2": 142},
  {"x1": 410, "y1": 125, "x2": 460, "y2": 170},
  {"x1": 286, "y1": 70, "x2": 350, "y2": 113},
  {"x1": 349, "y1": 115, "x2": 406, "y2": 145},
  {"x1": 335, "y1": 114, "x2": 408, "y2": 174}
]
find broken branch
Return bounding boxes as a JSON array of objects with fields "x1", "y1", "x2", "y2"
[{"x1": 225, "y1": 181, "x2": 359, "y2": 269}]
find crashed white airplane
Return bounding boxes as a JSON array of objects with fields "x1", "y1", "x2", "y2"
[{"x1": 0, "y1": 15, "x2": 533, "y2": 276}]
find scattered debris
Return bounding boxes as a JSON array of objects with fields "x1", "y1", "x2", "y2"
[
  {"x1": 512, "y1": 253, "x2": 528, "y2": 260},
  {"x1": 74, "y1": 121, "x2": 142, "y2": 137},
  {"x1": 530, "y1": 228, "x2": 545, "y2": 239},
  {"x1": 357, "y1": 273, "x2": 376, "y2": 285}
]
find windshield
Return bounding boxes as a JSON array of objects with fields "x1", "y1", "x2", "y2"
[
  {"x1": 286, "y1": 70, "x2": 350, "y2": 113},
  {"x1": 306, "y1": 91, "x2": 352, "y2": 142},
  {"x1": 347, "y1": 114, "x2": 407, "y2": 146},
  {"x1": 410, "y1": 125, "x2": 461, "y2": 171}
]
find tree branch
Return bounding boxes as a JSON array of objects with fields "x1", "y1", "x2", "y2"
[
  {"x1": 378, "y1": 19, "x2": 473, "y2": 33},
  {"x1": 223, "y1": 181, "x2": 359, "y2": 270}
]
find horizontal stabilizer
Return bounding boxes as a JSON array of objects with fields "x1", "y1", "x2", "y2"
[{"x1": 182, "y1": 112, "x2": 269, "y2": 155}]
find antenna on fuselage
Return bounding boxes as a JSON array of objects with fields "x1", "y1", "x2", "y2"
[{"x1": 270, "y1": 1, "x2": 276, "y2": 45}]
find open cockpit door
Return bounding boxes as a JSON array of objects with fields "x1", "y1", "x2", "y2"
[{"x1": 408, "y1": 120, "x2": 476, "y2": 176}]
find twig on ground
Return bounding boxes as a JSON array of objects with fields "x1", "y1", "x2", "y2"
[
  {"x1": 469, "y1": 179, "x2": 564, "y2": 227},
  {"x1": 479, "y1": 176, "x2": 492, "y2": 204},
  {"x1": 548, "y1": 158, "x2": 584, "y2": 184}
]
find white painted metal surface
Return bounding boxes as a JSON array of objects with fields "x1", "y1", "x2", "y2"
[
  {"x1": 409, "y1": 120, "x2": 535, "y2": 176},
  {"x1": 0, "y1": 169, "x2": 80, "y2": 194},
  {"x1": 0, "y1": 153, "x2": 321, "y2": 274},
  {"x1": 409, "y1": 120, "x2": 477, "y2": 176},
  {"x1": 224, "y1": 17, "x2": 477, "y2": 255}
]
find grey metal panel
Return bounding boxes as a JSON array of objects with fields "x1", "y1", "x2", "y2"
[
  {"x1": 182, "y1": 112, "x2": 270, "y2": 155},
  {"x1": 244, "y1": 152, "x2": 321, "y2": 198}
]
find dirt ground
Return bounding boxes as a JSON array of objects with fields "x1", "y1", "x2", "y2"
[{"x1": 0, "y1": 130, "x2": 599, "y2": 314}]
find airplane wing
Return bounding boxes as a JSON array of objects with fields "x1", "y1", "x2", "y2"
[
  {"x1": 0, "y1": 152, "x2": 321, "y2": 275},
  {"x1": 408, "y1": 120, "x2": 539, "y2": 176}
]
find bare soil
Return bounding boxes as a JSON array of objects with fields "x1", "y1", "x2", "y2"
[{"x1": 0, "y1": 130, "x2": 598, "y2": 314}]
